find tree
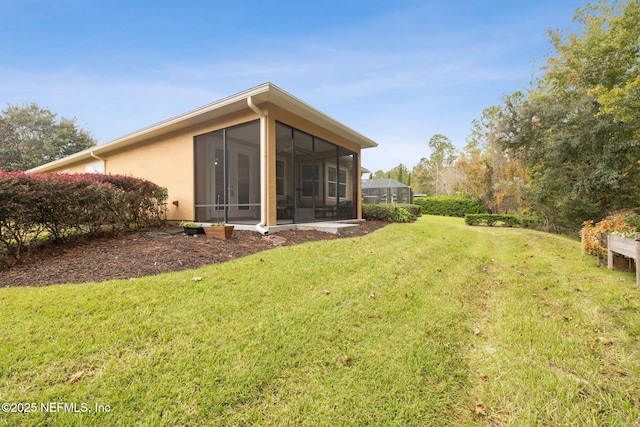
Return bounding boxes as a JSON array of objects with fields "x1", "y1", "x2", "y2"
[
  {"x1": 411, "y1": 157, "x2": 431, "y2": 195},
  {"x1": 372, "y1": 170, "x2": 386, "y2": 179},
  {"x1": 497, "y1": 0, "x2": 640, "y2": 230},
  {"x1": 0, "y1": 118, "x2": 21, "y2": 171},
  {"x1": 410, "y1": 135, "x2": 458, "y2": 195},
  {"x1": 386, "y1": 164, "x2": 410, "y2": 184},
  {"x1": 588, "y1": 1, "x2": 640, "y2": 134},
  {"x1": 457, "y1": 105, "x2": 528, "y2": 213},
  {"x1": 0, "y1": 103, "x2": 97, "y2": 171}
]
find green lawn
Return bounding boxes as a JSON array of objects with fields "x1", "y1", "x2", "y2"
[{"x1": 1, "y1": 216, "x2": 639, "y2": 426}]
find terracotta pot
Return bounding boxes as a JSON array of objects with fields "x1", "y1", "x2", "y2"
[{"x1": 203, "y1": 225, "x2": 234, "y2": 239}]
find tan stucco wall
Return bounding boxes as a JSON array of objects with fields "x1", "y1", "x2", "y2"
[
  {"x1": 105, "y1": 132, "x2": 194, "y2": 220},
  {"x1": 44, "y1": 104, "x2": 364, "y2": 224}
]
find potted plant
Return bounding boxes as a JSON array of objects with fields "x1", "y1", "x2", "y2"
[
  {"x1": 203, "y1": 223, "x2": 234, "y2": 239},
  {"x1": 180, "y1": 221, "x2": 205, "y2": 235}
]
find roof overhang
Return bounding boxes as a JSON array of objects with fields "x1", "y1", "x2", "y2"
[{"x1": 29, "y1": 83, "x2": 378, "y2": 173}]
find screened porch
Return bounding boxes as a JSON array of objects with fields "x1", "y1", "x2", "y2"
[{"x1": 193, "y1": 120, "x2": 358, "y2": 225}]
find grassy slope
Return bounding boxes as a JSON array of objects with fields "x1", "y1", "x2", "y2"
[{"x1": 1, "y1": 216, "x2": 638, "y2": 426}]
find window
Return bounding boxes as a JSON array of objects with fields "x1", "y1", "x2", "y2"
[
  {"x1": 328, "y1": 166, "x2": 337, "y2": 198},
  {"x1": 339, "y1": 168, "x2": 347, "y2": 198},
  {"x1": 85, "y1": 160, "x2": 104, "y2": 174},
  {"x1": 328, "y1": 165, "x2": 347, "y2": 199}
]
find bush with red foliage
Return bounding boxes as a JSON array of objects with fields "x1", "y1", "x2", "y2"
[{"x1": 0, "y1": 170, "x2": 167, "y2": 267}]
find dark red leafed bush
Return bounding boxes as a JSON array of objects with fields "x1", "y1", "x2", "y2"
[
  {"x1": 0, "y1": 170, "x2": 167, "y2": 268},
  {"x1": 72, "y1": 173, "x2": 168, "y2": 230},
  {"x1": 0, "y1": 171, "x2": 45, "y2": 261}
]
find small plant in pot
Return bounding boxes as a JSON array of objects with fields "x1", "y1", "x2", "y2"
[
  {"x1": 202, "y1": 195, "x2": 234, "y2": 238},
  {"x1": 180, "y1": 221, "x2": 205, "y2": 235}
]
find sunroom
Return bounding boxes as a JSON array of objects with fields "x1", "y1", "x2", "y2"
[
  {"x1": 193, "y1": 120, "x2": 358, "y2": 226},
  {"x1": 29, "y1": 83, "x2": 378, "y2": 234}
]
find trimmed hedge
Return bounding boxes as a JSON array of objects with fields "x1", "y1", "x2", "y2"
[
  {"x1": 414, "y1": 195, "x2": 488, "y2": 217},
  {"x1": 362, "y1": 203, "x2": 422, "y2": 223},
  {"x1": 465, "y1": 214, "x2": 539, "y2": 228},
  {"x1": 78, "y1": 173, "x2": 168, "y2": 230},
  {"x1": 0, "y1": 170, "x2": 167, "y2": 267}
]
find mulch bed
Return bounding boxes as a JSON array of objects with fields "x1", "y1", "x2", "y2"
[{"x1": 0, "y1": 221, "x2": 387, "y2": 288}]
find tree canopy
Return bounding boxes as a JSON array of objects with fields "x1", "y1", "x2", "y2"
[
  {"x1": 0, "y1": 103, "x2": 97, "y2": 171},
  {"x1": 409, "y1": 134, "x2": 458, "y2": 195},
  {"x1": 495, "y1": 0, "x2": 640, "y2": 230},
  {"x1": 392, "y1": 1, "x2": 640, "y2": 232}
]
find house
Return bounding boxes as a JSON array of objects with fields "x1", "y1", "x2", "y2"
[
  {"x1": 29, "y1": 83, "x2": 378, "y2": 234},
  {"x1": 361, "y1": 178, "x2": 413, "y2": 204}
]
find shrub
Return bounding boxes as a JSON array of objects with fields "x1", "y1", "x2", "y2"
[
  {"x1": 465, "y1": 214, "x2": 539, "y2": 228},
  {"x1": 398, "y1": 204, "x2": 422, "y2": 220},
  {"x1": 362, "y1": 204, "x2": 421, "y2": 223},
  {"x1": 76, "y1": 173, "x2": 168, "y2": 230},
  {"x1": 0, "y1": 170, "x2": 167, "y2": 268},
  {"x1": 581, "y1": 209, "x2": 640, "y2": 257},
  {"x1": 28, "y1": 173, "x2": 115, "y2": 241},
  {"x1": 414, "y1": 195, "x2": 488, "y2": 217},
  {"x1": 0, "y1": 171, "x2": 44, "y2": 263}
]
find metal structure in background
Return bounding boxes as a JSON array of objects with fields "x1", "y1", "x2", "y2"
[{"x1": 361, "y1": 179, "x2": 414, "y2": 204}]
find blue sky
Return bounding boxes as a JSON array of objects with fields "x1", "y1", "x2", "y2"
[{"x1": 1, "y1": 0, "x2": 587, "y2": 172}]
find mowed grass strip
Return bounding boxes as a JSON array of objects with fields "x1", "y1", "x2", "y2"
[{"x1": 0, "y1": 216, "x2": 638, "y2": 426}]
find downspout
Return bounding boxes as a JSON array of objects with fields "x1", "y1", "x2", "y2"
[
  {"x1": 90, "y1": 151, "x2": 104, "y2": 161},
  {"x1": 90, "y1": 151, "x2": 105, "y2": 173},
  {"x1": 247, "y1": 96, "x2": 269, "y2": 235}
]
